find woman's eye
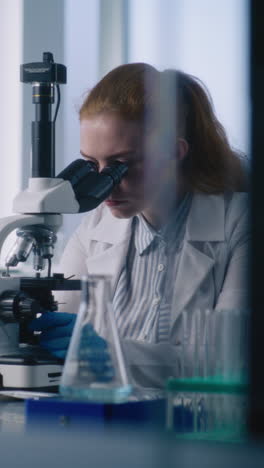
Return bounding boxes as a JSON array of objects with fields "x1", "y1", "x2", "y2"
[{"x1": 118, "y1": 159, "x2": 133, "y2": 166}]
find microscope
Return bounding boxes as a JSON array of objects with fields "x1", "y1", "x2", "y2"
[{"x1": 0, "y1": 52, "x2": 127, "y2": 390}]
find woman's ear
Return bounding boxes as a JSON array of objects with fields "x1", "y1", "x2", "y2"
[{"x1": 177, "y1": 138, "x2": 189, "y2": 162}]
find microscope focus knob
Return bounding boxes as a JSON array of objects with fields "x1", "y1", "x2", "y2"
[
  {"x1": 17, "y1": 296, "x2": 40, "y2": 322},
  {"x1": 0, "y1": 290, "x2": 41, "y2": 323}
]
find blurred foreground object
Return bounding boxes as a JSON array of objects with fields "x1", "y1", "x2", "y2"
[
  {"x1": 60, "y1": 276, "x2": 132, "y2": 403},
  {"x1": 166, "y1": 308, "x2": 249, "y2": 442}
]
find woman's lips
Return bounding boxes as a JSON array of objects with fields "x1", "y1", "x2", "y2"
[{"x1": 105, "y1": 199, "x2": 128, "y2": 207}]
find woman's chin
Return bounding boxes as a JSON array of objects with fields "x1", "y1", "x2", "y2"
[{"x1": 106, "y1": 202, "x2": 137, "y2": 219}]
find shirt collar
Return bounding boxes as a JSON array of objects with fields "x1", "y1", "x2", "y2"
[
  {"x1": 134, "y1": 193, "x2": 192, "y2": 255},
  {"x1": 85, "y1": 193, "x2": 226, "y2": 245},
  {"x1": 159, "y1": 192, "x2": 192, "y2": 240},
  {"x1": 134, "y1": 215, "x2": 156, "y2": 255}
]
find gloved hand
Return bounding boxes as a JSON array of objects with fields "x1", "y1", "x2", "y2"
[
  {"x1": 28, "y1": 311, "x2": 77, "y2": 360},
  {"x1": 78, "y1": 323, "x2": 115, "y2": 382}
]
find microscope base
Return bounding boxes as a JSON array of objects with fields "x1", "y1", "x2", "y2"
[{"x1": 0, "y1": 359, "x2": 62, "y2": 390}]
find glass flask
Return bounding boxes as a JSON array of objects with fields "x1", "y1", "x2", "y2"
[{"x1": 59, "y1": 275, "x2": 132, "y2": 403}]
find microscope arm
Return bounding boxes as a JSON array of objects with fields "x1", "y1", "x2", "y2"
[{"x1": 13, "y1": 178, "x2": 79, "y2": 214}]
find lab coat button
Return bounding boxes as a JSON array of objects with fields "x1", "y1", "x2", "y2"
[
  {"x1": 153, "y1": 296, "x2": 160, "y2": 305},
  {"x1": 158, "y1": 264, "x2": 165, "y2": 272}
]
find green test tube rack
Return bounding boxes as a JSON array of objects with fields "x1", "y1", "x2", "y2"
[{"x1": 166, "y1": 377, "x2": 248, "y2": 443}]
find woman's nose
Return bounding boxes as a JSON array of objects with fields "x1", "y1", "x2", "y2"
[{"x1": 98, "y1": 162, "x2": 108, "y2": 172}]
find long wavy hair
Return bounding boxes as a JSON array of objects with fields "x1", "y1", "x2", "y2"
[{"x1": 79, "y1": 63, "x2": 247, "y2": 193}]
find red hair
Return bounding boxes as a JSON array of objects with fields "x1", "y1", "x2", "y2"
[{"x1": 80, "y1": 63, "x2": 247, "y2": 193}]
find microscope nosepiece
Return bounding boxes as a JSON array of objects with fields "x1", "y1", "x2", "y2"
[{"x1": 5, "y1": 234, "x2": 33, "y2": 267}]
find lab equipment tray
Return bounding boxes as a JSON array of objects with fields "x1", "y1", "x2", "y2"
[{"x1": 25, "y1": 395, "x2": 166, "y2": 430}]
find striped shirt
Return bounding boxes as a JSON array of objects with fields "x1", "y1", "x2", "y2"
[{"x1": 113, "y1": 194, "x2": 192, "y2": 343}]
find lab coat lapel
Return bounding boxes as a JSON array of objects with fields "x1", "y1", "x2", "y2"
[
  {"x1": 86, "y1": 238, "x2": 130, "y2": 288},
  {"x1": 170, "y1": 242, "x2": 215, "y2": 324},
  {"x1": 84, "y1": 206, "x2": 132, "y2": 294},
  {"x1": 170, "y1": 194, "x2": 225, "y2": 327}
]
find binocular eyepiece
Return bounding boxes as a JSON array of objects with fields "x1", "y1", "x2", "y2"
[{"x1": 57, "y1": 159, "x2": 128, "y2": 213}]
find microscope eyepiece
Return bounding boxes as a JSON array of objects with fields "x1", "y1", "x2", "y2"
[
  {"x1": 57, "y1": 159, "x2": 128, "y2": 213},
  {"x1": 56, "y1": 158, "x2": 98, "y2": 188},
  {"x1": 101, "y1": 161, "x2": 128, "y2": 185}
]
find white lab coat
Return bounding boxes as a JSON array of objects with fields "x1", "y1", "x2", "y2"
[{"x1": 55, "y1": 192, "x2": 249, "y2": 388}]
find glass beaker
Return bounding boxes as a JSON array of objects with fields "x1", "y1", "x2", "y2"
[{"x1": 59, "y1": 275, "x2": 132, "y2": 403}]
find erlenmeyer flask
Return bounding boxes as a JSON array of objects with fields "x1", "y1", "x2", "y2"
[{"x1": 59, "y1": 275, "x2": 132, "y2": 403}]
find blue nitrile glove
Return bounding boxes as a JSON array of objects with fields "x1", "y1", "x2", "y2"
[
  {"x1": 78, "y1": 323, "x2": 115, "y2": 382},
  {"x1": 28, "y1": 312, "x2": 77, "y2": 359}
]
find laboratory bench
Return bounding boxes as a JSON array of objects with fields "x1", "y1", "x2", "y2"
[{"x1": 0, "y1": 394, "x2": 264, "y2": 468}]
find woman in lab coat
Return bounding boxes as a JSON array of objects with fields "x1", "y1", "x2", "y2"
[{"x1": 30, "y1": 63, "x2": 249, "y2": 388}]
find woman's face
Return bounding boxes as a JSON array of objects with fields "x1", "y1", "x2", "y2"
[{"x1": 80, "y1": 112, "x2": 146, "y2": 219}]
